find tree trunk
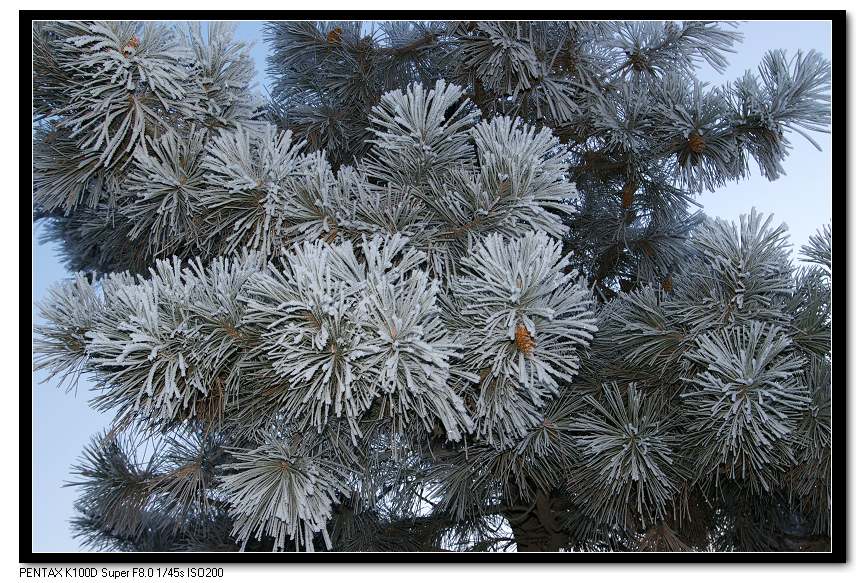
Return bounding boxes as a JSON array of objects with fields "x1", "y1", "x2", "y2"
[
  {"x1": 503, "y1": 491, "x2": 568, "y2": 552},
  {"x1": 778, "y1": 534, "x2": 832, "y2": 552}
]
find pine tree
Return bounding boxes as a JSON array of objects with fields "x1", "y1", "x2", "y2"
[{"x1": 33, "y1": 20, "x2": 832, "y2": 552}]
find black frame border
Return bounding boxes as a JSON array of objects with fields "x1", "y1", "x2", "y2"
[{"x1": 22, "y1": 8, "x2": 848, "y2": 565}]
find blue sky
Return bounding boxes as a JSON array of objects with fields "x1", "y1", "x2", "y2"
[{"x1": 31, "y1": 20, "x2": 832, "y2": 552}]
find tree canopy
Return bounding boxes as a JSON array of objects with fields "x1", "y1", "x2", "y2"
[{"x1": 33, "y1": 20, "x2": 832, "y2": 552}]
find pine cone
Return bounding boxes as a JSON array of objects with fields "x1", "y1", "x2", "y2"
[
  {"x1": 628, "y1": 51, "x2": 650, "y2": 72},
  {"x1": 327, "y1": 27, "x2": 343, "y2": 45},
  {"x1": 514, "y1": 323, "x2": 536, "y2": 355},
  {"x1": 621, "y1": 180, "x2": 637, "y2": 209},
  {"x1": 662, "y1": 274, "x2": 673, "y2": 292},
  {"x1": 687, "y1": 131, "x2": 706, "y2": 154},
  {"x1": 122, "y1": 36, "x2": 140, "y2": 53}
]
